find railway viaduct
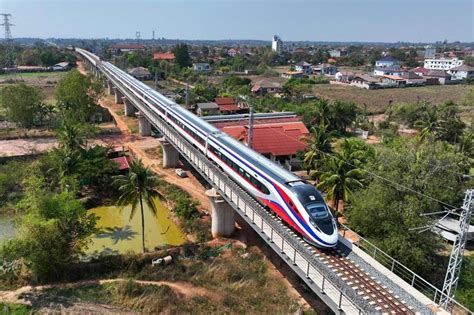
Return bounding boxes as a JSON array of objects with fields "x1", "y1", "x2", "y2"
[{"x1": 78, "y1": 48, "x2": 470, "y2": 315}]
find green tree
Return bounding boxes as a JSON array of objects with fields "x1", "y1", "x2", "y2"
[
  {"x1": 331, "y1": 100, "x2": 358, "y2": 133},
  {"x1": 303, "y1": 123, "x2": 338, "y2": 172},
  {"x1": 172, "y1": 43, "x2": 192, "y2": 68},
  {"x1": 1, "y1": 190, "x2": 97, "y2": 281},
  {"x1": 113, "y1": 159, "x2": 164, "y2": 253},
  {"x1": 311, "y1": 139, "x2": 371, "y2": 220},
  {"x1": 0, "y1": 83, "x2": 45, "y2": 128},
  {"x1": 55, "y1": 70, "x2": 103, "y2": 122},
  {"x1": 346, "y1": 138, "x2": 468, "y2": 275},
  {"x1": 456, "y1": 256, "x2": 474, "y2": 310}
]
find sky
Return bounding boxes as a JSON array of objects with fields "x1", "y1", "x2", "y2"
[{"x1": 1, "y1": 0, "x2": 473, "y2": 42}]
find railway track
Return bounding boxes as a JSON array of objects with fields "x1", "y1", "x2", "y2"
[{"x1": 315, "y1": 246, "x2": 415, "y2": 314}]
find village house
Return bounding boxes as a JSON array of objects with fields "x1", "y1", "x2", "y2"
[
  {"x1": 373, "y1": 67, "x2": 405, "y2": 77},
  {"x1": 375, "y1": 56, "x2": 402, "y2": 68},
  {"x1": 334, "y1": 71, "x2": 354, "y2": 82},
  {"x1": 281, "y1": 71, "x2": 305, "y2": 79},
  {"x1": 210, "y1": 115, "x2": 309, "y2": 170},
  {"x1": 312, "y1": 63, "x2": 338, "y2": 75},
  {"x1": 295, "y1": 61, "x2": 312, "y2": 75},
  {"x1": 127, "y1": 67, "x2": 152, "y2": 80},
  {"x1": 400, "y1": 71, "x2": 424, "y2": 85},
  {"x1": 196, "y1": 102, "x2": 219, "y2": 116},
  {"x1": 425, "y1": 70, "x2": 452, "y2": 85},
  {"x1": 52, "y1": 62, "x2": 71, "y2": 71},
  {"x1": 448, "y1": 64, "x2": 474, "y2": 80},
  {"x1": 214, "y1": 97, "x2": 242, "y2": 115},
  {"x1": 413, "y1": 66, "x2": 430, "y2": 77},
  {"x1": 251, "y1": 80, "x2": 282, "y2": 95},
  {"x1": 381, "y1": 75, "x2": 407, "y2": 87},
  {"x1": 153, "y1": 52, "x2": 175, "y2": 61},
  {"x1": 193, "y1": 63, "x2": 211, "y2": 72},
  {"x1": 350, "y1": 74, "x2": 379, "y2": 89},
  {"x1": 227, "y1": 48, "x2": 238, "y2": 57}
]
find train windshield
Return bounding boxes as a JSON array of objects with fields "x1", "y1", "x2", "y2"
[{"x1": 306, "y1": 202, "x2": 330, "y2": 220}]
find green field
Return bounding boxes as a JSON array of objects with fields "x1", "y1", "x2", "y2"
[{"x1": 0, "y1": 71, "x2": 67, "y2": 80}]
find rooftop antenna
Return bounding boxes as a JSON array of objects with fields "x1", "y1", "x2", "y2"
[{"x1": 0, "y1": 13, "x2": 17, "y2": 79}]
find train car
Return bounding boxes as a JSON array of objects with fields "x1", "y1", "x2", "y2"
[{"x1": 83, "y1": 52, "x2": 338, "y2": 248}]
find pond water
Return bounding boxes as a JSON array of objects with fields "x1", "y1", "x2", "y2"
[
  {"x1": 87, "y1": 198, "x2": 185, "y2": 256},
  {"x1": 0, "y1": 216, "x2": 16, "y2": 244}
]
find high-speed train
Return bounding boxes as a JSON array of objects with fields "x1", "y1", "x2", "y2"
[{"x1": 76, "y1": 48, "x2": 338, "y2": 248}]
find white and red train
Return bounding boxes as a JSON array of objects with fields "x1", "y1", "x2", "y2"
[{"x1": 77, "y1": 48, "x2": 338, "y2": 248}]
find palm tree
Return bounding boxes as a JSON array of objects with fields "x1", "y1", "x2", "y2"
[
  {"x1": 113, "y1": 159, "x2": 164, "y2": 253},
  {"x1": 414, "y1": 107, "x2": 446, "y2": 141},
  {"x1": 303, "y1": 123, "x2": 338, "y2": 173},
  {"x1": 311, "y1": 139, "x2": 368, "y2": 222}
]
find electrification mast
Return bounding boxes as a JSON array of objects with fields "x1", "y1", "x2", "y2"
[
  {"x1": 440, "y1": 189, "x2": 473, "y2": 308},
  {"x1": 1, "y1": 13, "x2": 16, "y2": 74}
]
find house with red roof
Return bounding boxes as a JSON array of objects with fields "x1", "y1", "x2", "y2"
[
  {"x1": 153, "y1": 52, "x2": 175, "y2": 61},
  {"x1": 214, "y1": 97, "x2": 246, "y2": 115},
  {"x1": 412, "y1": 66, "x2": 430, "y2": 77},
  {"x1": 212, "y1": 117, "x2": 309, "y2": 170}
]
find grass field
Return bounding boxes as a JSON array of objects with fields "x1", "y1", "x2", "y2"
[
  {"x1": 0, "y1": 71, "x2": 67, "y2": 80},
  {"x1": 313, "y1": 84, "x2": 472, "y2": 113}
]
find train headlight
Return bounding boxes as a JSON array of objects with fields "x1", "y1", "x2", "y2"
[{"x1": 309, "y1": 219, "x2": 321, "y2": 232}]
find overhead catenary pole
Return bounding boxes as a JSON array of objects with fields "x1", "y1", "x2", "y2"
[
  {"x1": 247, "y1": 105, "x2": 254, "y2": 148},
  {"x1": 440, "y1": 189, "x2": 473, "y2": 308}
]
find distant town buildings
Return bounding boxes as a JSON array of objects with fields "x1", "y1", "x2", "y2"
[
  {"x1": 271, "y1": 35, "x2": 283, "y2": 53},
  {"x1": 108, "y1": 44, "x2": 146, "y2": 54},
  {"x1": 424, "y1": 57, "x2": 464, "y2": 70}
]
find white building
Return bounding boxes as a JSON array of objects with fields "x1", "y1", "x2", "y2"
[
  {"x1": 448, "y1": 64, "x2": 474, "y2": 80},
  {"x1": 375, "y1": 56, "x2": 401, "y2": 68},
  {"x1": 272, "y1": 35, "x2": 283, "y2": 53},
  {"x1": 424, "y1": 57, "x2": 464, "y2": 70},
  {"x1": 295, "y1": 61, "x2": 312, "y2": 74}
]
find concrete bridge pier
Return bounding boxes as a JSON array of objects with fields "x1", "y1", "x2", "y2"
[
  {"x1": 113, "y1": 87, "x2": 124, "y2": 104},
  {"x1": 206, "y1": 188, "x2": 235, "y2": 238},
  {"x1": 107, "y1": 80, "x2": 114, "y2": 95},
  {"x1": 158, "y1": 138, "x2": 180, "y2": 168},
  {"x1": 137, "y1": 112, "x2": 151, "y2": 137},
  {"x1": 123, "y1": 97, "x2": 135, "y2": 117}
]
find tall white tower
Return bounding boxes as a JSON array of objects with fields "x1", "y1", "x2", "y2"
[{"x1": 272, "y1": 35, "x2": 282, "y2": 53}]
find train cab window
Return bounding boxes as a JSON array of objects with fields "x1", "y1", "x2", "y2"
[{"x1": 306, "y1": 203, "x2": 329, "y2": 220}]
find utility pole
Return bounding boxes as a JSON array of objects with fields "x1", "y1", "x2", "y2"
[
  {"x1": 0, "y1": 13, "x2": 16, "y2": 79},
  {"x1": 440, "y1": 189, "x2": 473, "y2": 308},
  {"x1": 247, "y1": 105, "x2": 254, "y2": 148},
  {"x1": 185, "y1": 83, "x2": 189, "y2": 108}
]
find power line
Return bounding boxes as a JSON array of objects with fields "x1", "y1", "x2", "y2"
[{"x1": 310, "y1": 147, "x2": 459, "y2": 209}]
